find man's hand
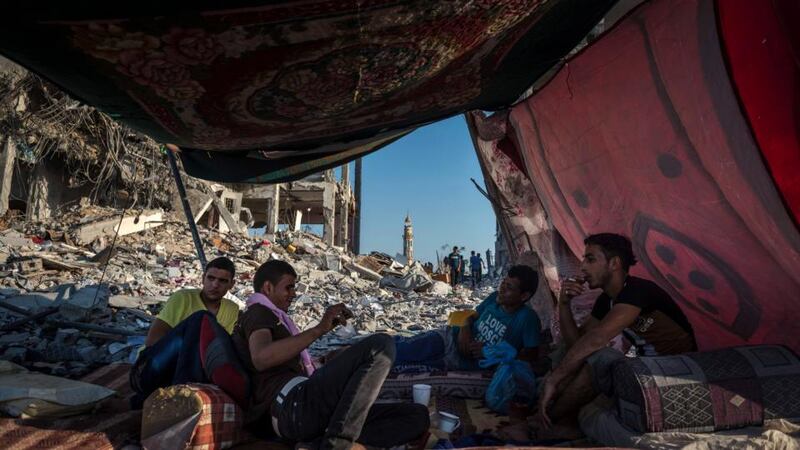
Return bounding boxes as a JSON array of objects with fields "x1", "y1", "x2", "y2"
[
  {"x1": 468, "y1": 341, "x2": 484, "y2": 359},
  {"x1": 316, "y1": 303, "x2": 350, "y2": 334},
  {"x1": 457, "y1": 326, "x2": 474, "y2": 356},
  {"x1": 558, "y1": 277, "x2": 586, "y2": 305},
  {"x1": 536, "y1": 376, "x2": 559, "y2": 429}
]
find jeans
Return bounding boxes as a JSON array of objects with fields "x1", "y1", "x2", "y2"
[
  {"x1": 471, "y1": 269, "x2": 481, "y2": 286},
  {"x1": 130, "y1": 311, "x2": 211, "y2": 408},
  {"x1": 129, "y1": 310, "x2": 248, "y2": 408},
  {"x1": 393, "y1": 330, "x2": 448, "y2": 370},
  {"x1": 272, "y1": 334, "x2": 430, "y2": 450}
]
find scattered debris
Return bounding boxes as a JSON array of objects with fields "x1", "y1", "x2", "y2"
[{"x1": 0, "y1": 205, "x2": 492, "y2": 378}]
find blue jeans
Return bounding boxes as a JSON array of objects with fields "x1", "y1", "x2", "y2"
[
  {"x1": 393, "y1": 330, "x2": 448, "y2": 371},
  {"x1": 129, "y1": 311, "x2": 248, "y2": 408}
]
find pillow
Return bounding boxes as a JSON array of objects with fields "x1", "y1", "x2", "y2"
[
  {"x1": 0, "y1": 361, "x2": 115, "y2": 418},
  {"x1": 613, "y1": 345, "x2": 800, "y2": 433},
  {"x1": 141, "y1": 383, "x2": 243, "y2": 450}
]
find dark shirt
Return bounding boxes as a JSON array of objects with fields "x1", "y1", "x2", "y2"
[
  {"x1": 590, "y1": 276, "x2": 696, "y2": 356},
  {"x1": 470, "y1": 255, "x2": 481, "y2": 271},
  {"x1": 448, "y1": 252, "x2": 463, "y2": 271},
  {"x1": 231, "y1": 304, "x2": 304, "y2": 423}
]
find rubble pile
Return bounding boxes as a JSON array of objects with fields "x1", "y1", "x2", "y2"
[{"x1": 0, "y1": 205, "x2": 493, "y2": 377}]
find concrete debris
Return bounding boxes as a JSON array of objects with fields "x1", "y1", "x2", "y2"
[
  {"x1": 379, "y1": 262, "x2": 433, "y2": 293},
  {"x1": 73, "y1": 210, "x2": 164, "y2": 245},
  {"x1": 0, "y1": 204, "x2": 494, "y2": 379}
]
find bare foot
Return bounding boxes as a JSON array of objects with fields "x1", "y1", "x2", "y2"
[
  {"x1": 526, "y1": 412, "x2": 584, "y2": 441},
  {"x1": 496, "y1": 421, "x2": 530, "y2": 442}
]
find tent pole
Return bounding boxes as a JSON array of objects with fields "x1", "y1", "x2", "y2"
[
  {"x1": 353, "y1": 157, "x2": 362, "y2": 254},
  {"x1": 166, "y1": 147, "x2": 207, "y2": 270}
]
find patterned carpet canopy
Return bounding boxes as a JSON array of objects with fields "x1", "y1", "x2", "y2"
[{"x1": 0, "y1": 0, "x2": 616, "y2": 182}]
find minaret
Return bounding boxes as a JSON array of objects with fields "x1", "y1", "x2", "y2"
[{"x1": 403, "y1": 213, "x2": 414, "y2": 264}]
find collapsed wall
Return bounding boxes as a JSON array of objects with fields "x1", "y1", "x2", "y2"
[{"x1": 0, "y1": 57, "x2": 181, "y2": 220}]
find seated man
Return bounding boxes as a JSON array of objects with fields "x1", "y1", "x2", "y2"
[
  {"x1": 536, "y1": 233, "x2": 696, "y2": 434},
  {"x1": 233, "y1": 260, "x2": 429, "y2": 450},
  {"x1": 130, "y1": 257, "x2": 247, "y2": 407},
  {"x1": 393, "y1": 264, "x2": 542, "y2": 372}
]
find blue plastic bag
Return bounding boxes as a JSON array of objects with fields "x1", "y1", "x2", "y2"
[{"x1": 480, "y1": 341, "x2": 537, "y2": 414}]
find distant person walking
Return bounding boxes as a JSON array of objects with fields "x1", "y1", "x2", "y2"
[
  {"x1": 469, "y1": 251, "x2": 483, "y2": 288},
  {"x1": 448, "y1": 246, "x2": 463, "y2": 287}
]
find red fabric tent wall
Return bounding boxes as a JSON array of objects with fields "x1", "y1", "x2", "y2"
[
  {"x1": 717, "y1": 0, "x2": 800, "y2": 227},
  {"x1": 509, "y1": 0, "x2": 800, "y2": 351}
]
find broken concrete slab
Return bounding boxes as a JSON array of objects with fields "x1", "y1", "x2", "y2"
[
  {"x1": 73, "y1": 210, "x2": 163, "y2": 244},
  {"x1": 345, "y1": 262, "x2": 382, "y2": 282},
  {"x1": 0, "y1": 231, "x2": 31, "y2": 248},
  {"x1": 108, "y1": 295, "x2": 164, "y2": 309},
  {"x1": 355, "y1": 255, "x2": 385, "y2": 273},
  {"x1": 58, "y1": 284, "x2": 109, "y2": 321},
  {"x1": 39, "y1": 256, "x2": 91, "y2": 272},
  {"x1": 2, "y1": 292, "x2": 63, "y2": 311},
  {"x1": 323, "y1": 254, "x2": 341, "y2": 272}
]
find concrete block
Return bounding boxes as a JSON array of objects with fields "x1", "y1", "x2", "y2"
[
  {"x1": 58, "y1": 284, "x2": 109, "y2": 321},
  {"x1": 345, "y1": 262, "x2": 382, "y2": 282},
  {"x1": 74, "y1": 210, "x2": 163, "y2": 244}
]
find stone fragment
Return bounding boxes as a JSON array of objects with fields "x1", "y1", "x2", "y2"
[
  {"x1": 58, "y1": 284, "x2": 109, "y2": 321},
  {"x1": 0, "y1": 332, "x2": 29, "y2": 345}
]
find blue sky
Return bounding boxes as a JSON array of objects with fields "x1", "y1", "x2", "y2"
[{"x1": 357, "y1": 115, "x2": 496, "y2": 264}]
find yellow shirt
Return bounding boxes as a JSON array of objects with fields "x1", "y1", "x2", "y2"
[{"x1": 156, "y1": 289, "x2": 239, "y2": 334}]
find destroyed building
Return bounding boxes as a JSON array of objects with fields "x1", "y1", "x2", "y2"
[
  {"x1": 0, "y1": 56, "x2": 361, "y2": 252},
  {"x1": 0, "y1": 57, "x2": 178, "y2": 221},
  {"x1": 230, "y1": 166, "x2": 358, "y2": 251}
]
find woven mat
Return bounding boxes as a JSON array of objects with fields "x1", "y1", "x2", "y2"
[{"x1": 430, "y1": 394, "x2": 508, "y2": 441}]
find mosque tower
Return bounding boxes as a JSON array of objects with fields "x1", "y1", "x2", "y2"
[{"x1": 403, "y1": 213, "x2": 414, "y2": 263}]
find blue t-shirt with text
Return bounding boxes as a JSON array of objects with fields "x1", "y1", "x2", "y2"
[{"x1": 471, "y1": 292, "x2": 541, "y2": 350}]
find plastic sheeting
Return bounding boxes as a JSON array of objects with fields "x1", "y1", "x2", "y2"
[{"x1": 506, "y1": 0, "x2": 800, "y2": 351}]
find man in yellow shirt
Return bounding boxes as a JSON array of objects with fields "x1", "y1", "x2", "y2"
[
  {"x1": 130, "y1": 257, "x2": 249, "y2": 408},
  {"x1": 145, "y1": 257, "x2": 240, "y2": 344}
]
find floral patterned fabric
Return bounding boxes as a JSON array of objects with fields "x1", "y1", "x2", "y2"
[{"x1": 0, "y1": 0, "x2": 616, "y2": 182}]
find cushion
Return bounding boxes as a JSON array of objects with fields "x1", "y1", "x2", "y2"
[
  {"x1": 613, "y1": 345, "x2": 800, "y2": 433},
  {"x1": 141, "y1": 383, "x2": 243, "y2": 450},
  {"x1": 0, "y1": 361, "x2": 115, "y2": 419},
  {"x1": 379, "y1": 370, "x2": 493, "y2": 400}
]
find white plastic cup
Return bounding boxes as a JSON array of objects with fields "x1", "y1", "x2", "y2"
[
  {"x1": 438, "y1": 411, "x2": 461, "y2": 433},
  {"x1": 412, "y1": 384, "x2": 432, "y2": 406}
]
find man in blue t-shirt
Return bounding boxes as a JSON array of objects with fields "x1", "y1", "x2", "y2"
[
  {"x1": 394, "y1": 265, "x2": 542, "y2": 371},
  {"x1": 469, "y1": 251, "x2": 484, "y2": 288}
]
